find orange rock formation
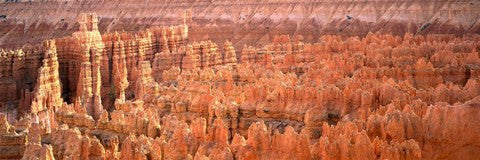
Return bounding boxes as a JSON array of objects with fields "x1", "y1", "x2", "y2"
[{"x1": 0, "y1": 3, "x2": 479, "y2": 160}]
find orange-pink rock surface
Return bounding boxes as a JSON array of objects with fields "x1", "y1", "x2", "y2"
[{"x1": 0, "y1": 5, "x2": 479, "y2": 160}]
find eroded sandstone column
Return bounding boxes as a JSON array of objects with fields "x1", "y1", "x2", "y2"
[
  {"x1": 72, "y1": 13, "x2": 105, "y2": 120},
  {"x1": 112, "y1": 34, "x2": 129, "y2": 103}
]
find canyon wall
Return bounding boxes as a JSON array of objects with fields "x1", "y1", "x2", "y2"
[{"x1": 1, "y1": 0, "x2": 479, "y2": 50}]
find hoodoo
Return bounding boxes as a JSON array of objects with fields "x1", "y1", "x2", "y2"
[{"x1": 0, "y1": 1, "x2": 479, "y2": 159}]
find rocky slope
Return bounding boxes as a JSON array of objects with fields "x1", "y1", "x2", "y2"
[
  {"x1": 0, "y1": 0, "x2": 479, "y2": 50},
  {"x1": 0, "y1": 1, "x2": 479, "y2": 160}
]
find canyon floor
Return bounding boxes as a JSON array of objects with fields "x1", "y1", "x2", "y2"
[{"x1": 0, "y1": 0, "x2": 479, "y2": 160}]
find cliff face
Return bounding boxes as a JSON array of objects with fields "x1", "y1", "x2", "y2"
[
  {"x1": 0, "y1": 0, "x2": 479, "y2": 50},
  {"x1": 0, "y1": 1, "x2": 479, "y2": 159}
]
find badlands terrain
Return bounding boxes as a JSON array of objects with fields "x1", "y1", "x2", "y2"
[{"x1": 0, "y1": 0, "x2": 479, "y2": 160}]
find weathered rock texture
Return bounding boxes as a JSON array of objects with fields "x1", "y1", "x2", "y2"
[
  {"x1": 1, "y1": 0, "x2": 479, "y2": 50},
  {"x1": 0, "y1": 2, "x2": 479, "y2": 160}
]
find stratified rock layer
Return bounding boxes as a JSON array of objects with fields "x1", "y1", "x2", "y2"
[
  {"x1": 0, "y1": 7, "x2": 479, "y2": 160},
  {"x1": 1, "y1": 0, "x2": 479, "y2": 50}
]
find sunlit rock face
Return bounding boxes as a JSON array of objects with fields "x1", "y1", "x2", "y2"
[{"x1": 0, "y1": 1, "x2": 480, "y2": 160}]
